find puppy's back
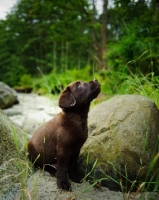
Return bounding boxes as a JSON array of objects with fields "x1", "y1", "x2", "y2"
[{"x1": 28, "y1": 114, "x2": 60, "y2": 164}]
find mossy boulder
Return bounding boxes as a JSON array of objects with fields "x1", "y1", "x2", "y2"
[
  {"x1": 0, "y1": 82, "x2": 19, "y2": 109},
  {"x1": 0, "y1": 109, "x2": 26, "y2": 195},
  {"x1": 79, "y1": 95, "x2": 159, "y2": 190}
]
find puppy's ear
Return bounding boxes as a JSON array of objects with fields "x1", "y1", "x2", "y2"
[{"x1": 58, "y1": 88, "x2": 76, "y2": 108}]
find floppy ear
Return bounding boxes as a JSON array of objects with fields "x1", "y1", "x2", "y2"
[{"x1": 58, "y1": 88, "x2": 76, "y2": 108}]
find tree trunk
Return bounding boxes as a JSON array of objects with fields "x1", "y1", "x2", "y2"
[
  {"x1": 65, "y1": 41, "x2": 69, "y2": 71},
  {"x1": 91, "y1": 0, "x2": 102, "y2": 69},
  {"x1": 53, "y1": 41, "x2": 56, "y2": 72},
  {"x1": 155, "y1": 0, "x2": 159, "y2": 10},
  {"x1": 61, "y1": 41, "x2": 64, "y2": 72},
  {"x1": 101, "y1": 0, "x2": 108, "y2": 68}
]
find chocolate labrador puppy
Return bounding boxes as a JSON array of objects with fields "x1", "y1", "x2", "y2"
[{"x1": 28, "y1": 79, "x2": 100, "y2": 191}]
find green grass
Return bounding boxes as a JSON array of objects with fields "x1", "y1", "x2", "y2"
[
  {"x1": 30, "y1": 65, "x2": 159, "y2": 110},
  {"x1": 0, "y1": 126, "x2": 37, "y2": 199},
  {"x1": 11, "y1": 127, "x2": 33, "y2": 199},
  {"x1": 81, "y1": 153, "x2": 159, "y2": 200}
]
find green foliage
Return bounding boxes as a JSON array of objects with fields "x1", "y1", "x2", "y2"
[
  {"x1": 0, "y1": 0, "x2": 158, "y2": 109},
  {"x1": 31, "y1": 64, "x2": 159, "y2": 110},
  {"x1": 117, "y1": 72, "x2": 159, "y2": 107},
  {"x1": 0, "y1": 0, "x2": 91, "y2": 81},
  {"x1": 82, "y1": 150, "x2": 159, "y2": 198},
  {"x1": 19, "y1": 74, "x2": 33, "y2": 87},
  {"x1": 107, "y1": 0, "x2": 159, "y2": 75},
  {"x1": 93, "y1": 69, "x2": 159, "y2": 108},
  {"x1": 0, "y1": 0, "x2": 159, "y2": 90},
  {"x1": 32, "y1": 66, "x2": 94, "y2": 94},
  {"x1": 3, "y1": 64, "x2": 27, "y2": 87},
  {"x1": 107, "y1": 27, "x2": 159, "y2": 75}
]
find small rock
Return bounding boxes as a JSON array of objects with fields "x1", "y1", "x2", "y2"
[
  {"x1": 3, "y1": 108, "x2": 22, "y2": 116},
  {"x1": 0, "y1": 82, "x2": 19, "y2": 109}
]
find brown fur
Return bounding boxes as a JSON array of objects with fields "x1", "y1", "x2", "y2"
[{"x1": 28, "y1": 80, "x2": 101, "y2": 190}]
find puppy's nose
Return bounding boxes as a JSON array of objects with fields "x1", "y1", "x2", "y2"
[
  {"x1": 93, "y1": 79, "x2": 99, "y2": 84},
  {"x1": 92, "y1": 79, "x2": 100, "y2": 87}
]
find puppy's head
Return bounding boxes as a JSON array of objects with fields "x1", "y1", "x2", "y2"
[{"x1": 58, "y1": 79, "x2": 100, "y2": 109}]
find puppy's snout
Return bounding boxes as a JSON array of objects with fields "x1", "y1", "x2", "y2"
[
  {"x1": 92, "y1": 79, "x2": 100, "y2": 87},
  {"x1": 90, "y1": 79, "x2": 98, "y2": 84}
]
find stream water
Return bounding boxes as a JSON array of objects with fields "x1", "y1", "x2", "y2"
[{"x1": 3, "y1": 93, "x2": 61, "y2": 136}]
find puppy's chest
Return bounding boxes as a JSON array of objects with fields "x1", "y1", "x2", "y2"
[
  {"x1": 79, "y1": 120, "x2": 88, "y2": 140},
  {"x1": 82, "y1": 124, "x2": 88, "y2": 137},
  {"x1": 70, "y1": 119, "x2": 87, "y2": 139}
]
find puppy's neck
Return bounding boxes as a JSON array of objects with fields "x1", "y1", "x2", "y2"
[{"x1": 61, "y1": 104, "x2": 90, "y2": 119}]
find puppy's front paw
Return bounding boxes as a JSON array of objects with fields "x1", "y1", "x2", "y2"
[
  {"x1": 69, "y1": 174, "x2": 83, "y2": 183},
  {"x1": 57, "y1": 179, "x2": 71, "y2": 191}
]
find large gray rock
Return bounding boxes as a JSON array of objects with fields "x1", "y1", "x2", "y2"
[
  {"x1": 79, "y1": 95, "x2": 159, "y2": 190},
  {"x1": 0, "y1": 82, "x2": 19, "y2": 109},
  {"x1": 0, "y1": 109, "x2": 26, "y2": 195}
]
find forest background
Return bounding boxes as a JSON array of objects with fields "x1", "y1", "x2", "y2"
[{"x1": 0, "y1": 0, "x2": 159, "y2": 106}]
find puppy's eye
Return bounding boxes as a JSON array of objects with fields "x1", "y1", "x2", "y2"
[{"x1": 77, "y1": 82, "x2": 83, "y2": 88}]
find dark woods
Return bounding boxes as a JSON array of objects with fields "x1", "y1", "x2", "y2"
[{"x1": 0, "y1": 0, "x2": 159, "y2": 87}]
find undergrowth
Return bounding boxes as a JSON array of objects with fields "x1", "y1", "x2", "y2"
[
  {"x1": 31, "y1": 68, "x2": 159, "y2": 109},
  {"x1": 81, "y1": 151, "x2": 159, "y2": 200},
  {"x1": 0, "y1": 127, "x2": 35, "y2": 199}
]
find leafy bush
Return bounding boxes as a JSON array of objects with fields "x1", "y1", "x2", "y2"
[
  {"x1": 3, "y1": 66, "x2": 27, "y2": 87},
  {"x1": 107, "y1": 25, "x2": 159, "y2": 76},
  {"x1": 32, "y1": 66, "x2": 94, "y2": 95},
  {"x1": 19, "y1": 74, "x2": 32, "y2": 88}
]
